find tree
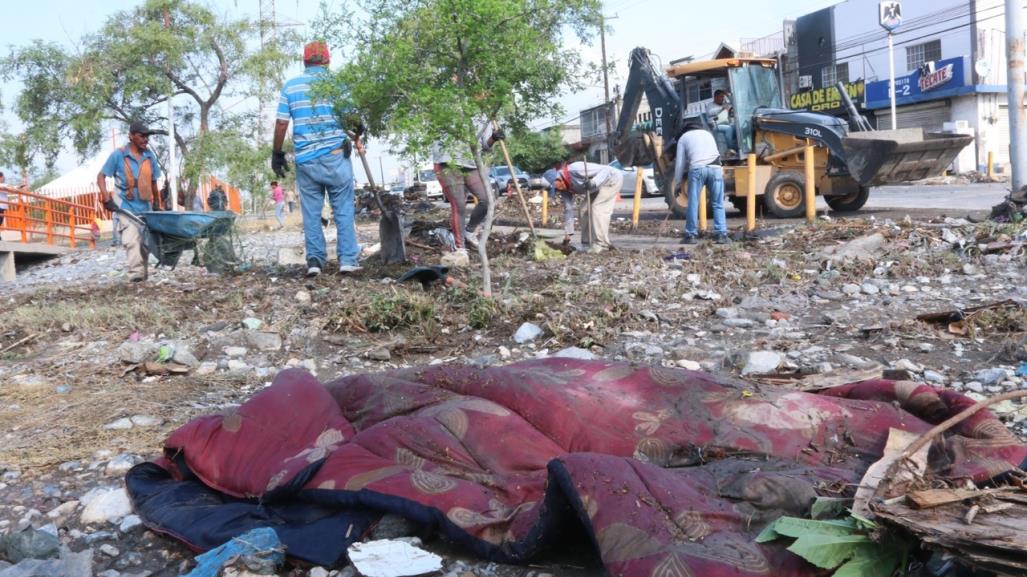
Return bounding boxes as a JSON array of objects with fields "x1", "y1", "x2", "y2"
[
  {"x1": 318, "y1": 0, "x2": 600, "y2": 296},
  {"x1": 0, "y1": 0, "x2": 297, "y2": 206},
  {"x1": 503, "y1": 127, "x2": 569, "y2": 174}
]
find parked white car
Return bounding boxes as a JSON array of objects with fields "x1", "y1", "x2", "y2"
[
  {"x1": 609, "y1": 160, "x2": 660, "y2": 197},
  {"x1": 415, "y1": 166, "x2": 444, "y2": 199}
]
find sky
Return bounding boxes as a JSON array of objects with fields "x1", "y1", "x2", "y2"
[{"x1": 0, "y1": 0, "x2": 840, "y2": 186}]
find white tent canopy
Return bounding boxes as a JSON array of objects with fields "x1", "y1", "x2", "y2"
[{"x1": 38, "y1": 150, "x2": 112, "y2": 198}]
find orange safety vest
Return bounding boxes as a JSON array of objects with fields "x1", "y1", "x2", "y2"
[{"x1": 121, "y1": 146, "x2": 155, "y2": 203}]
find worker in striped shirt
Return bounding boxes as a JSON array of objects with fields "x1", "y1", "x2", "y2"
[{"x1": 272, "y1": 41, "x2": 363, "y2": 277}]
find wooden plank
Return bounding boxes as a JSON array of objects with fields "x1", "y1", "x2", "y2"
[{"x1": 908, "y1": 487, "x2": 1013, "y2": 509}]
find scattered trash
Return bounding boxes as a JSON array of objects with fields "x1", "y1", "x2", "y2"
[
  {"x1": 429, "y1": 228, "x2": 456, "y2": 251},
  {"x1": 662, "y1": 251, "x2": 690, "y2": 261},
  {"x1": 182, "y1": 527, "x2": 283, "y2": 577},
  {"x1": 347, "y1": 539, "x2": 443, "y2": 577}
]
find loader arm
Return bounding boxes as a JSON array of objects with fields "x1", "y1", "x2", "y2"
[{"x1": 613, "y1": 47, "x2": 684, "y2": 167}]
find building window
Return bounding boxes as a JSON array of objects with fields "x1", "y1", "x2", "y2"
[
  {"x1": 821, "y1": 63, "x2": 849, "y2": 87},
  {"x1": 906, "y1": 40, "x2": 941, "y2": 71},
  {"x1": 685, "y1": 81, "x2": 713, "y2": 104}
]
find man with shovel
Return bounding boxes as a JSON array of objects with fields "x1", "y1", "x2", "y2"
[
  {"x1": 98, "y1": 121, "x2": 164, "y2": 283},
  {"x1": 550, "y1": 160, "x2": 622, "y2": 253},
  {"x1": 272, "y1": 40, "x2": 362, "y2": 277}
]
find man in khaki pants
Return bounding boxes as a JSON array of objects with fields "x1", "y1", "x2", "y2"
[
  {"x1": 551, "y1": 160, "x2": 623, "y2": 253},
  {"x1": 98, "y1": 121, "x2": 164, "y2": 282}
]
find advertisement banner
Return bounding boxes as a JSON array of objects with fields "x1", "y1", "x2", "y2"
[
  {"x1": 789, "y1": 80, "x2": 866, "y2": 113},
  {"x1": 865, "y1": 56, "x2": 967, "y2": 107}
]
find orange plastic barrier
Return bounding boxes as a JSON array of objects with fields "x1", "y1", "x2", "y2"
[{"x1": 0, "y1": 186, "x2": 98, "y2": 249}]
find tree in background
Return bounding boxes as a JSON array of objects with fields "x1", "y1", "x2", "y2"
[
  {"x1": 504, "y1": 127, "x2": 570, "y2": 174},
  {"x1": 0, "y1": 0, "x2": 297, "y2": 206},
  {"x1": 317, "y1": 0, "x2": 600, "y2": 295}
]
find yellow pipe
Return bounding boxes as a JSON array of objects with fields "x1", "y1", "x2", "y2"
[
  {"x1": 541, "y1": 188, "x2": 549, "y2": 225},
  {"x1": 631, "y1": 166, "x2": 644, "y2": 230},
  {"x1": 699, "y1": 185, "x2": 708, "y2": 232},
  {"x1": 987, "y1": 151, "x2": 994, "y2": 179},
  {"x1": 762, "y1": 144, "x2": 807, "y2": 163},
  {"x1": 746, "y1": 153, "x2": 757, "y2": 232},
  {"x1": 804, "y1": 139, "x2": 816, "y2": 224}
]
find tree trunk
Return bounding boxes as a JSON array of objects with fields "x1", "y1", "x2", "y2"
[{"x1": 470, "y1": 144, "x2": 495, "y2": 298}]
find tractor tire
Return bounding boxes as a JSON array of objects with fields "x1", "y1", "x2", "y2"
[
  {"x1": 662, "y1": 173, "x2": 687, "y2": 219},
  {"x1": 825, "y1": 186, "x2": 870, "y2": 213},
  {"x1": 763, "y1": 171, "x2": 807, "y2": 218}
]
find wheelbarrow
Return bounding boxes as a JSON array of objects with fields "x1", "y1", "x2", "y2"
[{"x1": 116, "y1": 209, "x2": 238, "y2": 278}]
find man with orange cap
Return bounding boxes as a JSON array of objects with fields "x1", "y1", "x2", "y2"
[{"x1": 273, "y1": 40, "x2": 364, "y2": 277}]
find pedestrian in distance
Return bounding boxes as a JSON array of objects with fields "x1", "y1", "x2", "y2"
[
  {"x1": 272, "y1": 40, "x2": 363, "y2": 277},
  {"x1": 549, "y1": 160, "x2": 623, "y2": 253},
  {"x1": 431, "y1": 122, "x2": 504, "y2": 267},
  {"x1": 672, "y1": 118, "x2": 730, "y2": 245},
  {"x1": 97, "y1": 121, "x2": 165, "y2": 282},
  {"x1": 285, "y1": 188, "x2": 297, "y2": 213},
  {"x1": 271, "y1": 180, "x2": 286, "y2": 229}
]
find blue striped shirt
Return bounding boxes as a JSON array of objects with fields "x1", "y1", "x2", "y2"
[{"x1": 277, "y1": 66, "x2": 347, "y2": 164}]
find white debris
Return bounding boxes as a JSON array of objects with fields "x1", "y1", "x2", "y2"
[{"x1": 347, "y1": 539, "x2": 443, "y2": 577}]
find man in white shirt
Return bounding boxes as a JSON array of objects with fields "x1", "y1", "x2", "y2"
[
  {"x1": 672, "y1": 119, "x2": 730, "y2": 245},
  {"x1": 706, "y1": 90, "x2": 737, "y2": 152}
]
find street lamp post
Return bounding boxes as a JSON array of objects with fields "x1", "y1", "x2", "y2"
[{"x1": 879, "y1": 2, "x2": 902, "y2": 130}]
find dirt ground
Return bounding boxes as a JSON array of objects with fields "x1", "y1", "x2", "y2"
[{"x1": 0, "y1": 199, "x2": 1025, "y2": 577}]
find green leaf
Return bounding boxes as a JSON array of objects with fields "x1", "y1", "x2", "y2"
[
  {"x1": 786, "y1": 535, "x2": 873, "y2": 569},
  {"x1": 849, "y1": 512, "x2": 878, "y2": 530},
  {"x1": 831, "y1": 545, "x2": 900, "y2": 577},
  {"x1": 755, "y1": 516, "x2": 858, "y2": 543},
  {"x1": 157, "y1": 345, "x2": 172, "y2": 363},
  {"x1": 810, "y1": 497, "x2": 852, "y2": 520}
]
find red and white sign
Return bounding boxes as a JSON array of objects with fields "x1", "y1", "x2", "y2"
[{"x1": 919, "y1": 63, "x2": 954, "y2": 92}]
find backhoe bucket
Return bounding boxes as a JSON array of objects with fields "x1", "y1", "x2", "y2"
[{"x1": 841, "y1": 128, "x2": 973, "y2": 186}]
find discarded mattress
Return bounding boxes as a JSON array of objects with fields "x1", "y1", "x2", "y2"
[{"x1": 126, "y1": 359, "x2": 1027, "y2": 574}]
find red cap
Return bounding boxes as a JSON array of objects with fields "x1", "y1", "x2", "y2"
[{"x1": 303, "y1": 41, "x2": 330, "y2": 65}]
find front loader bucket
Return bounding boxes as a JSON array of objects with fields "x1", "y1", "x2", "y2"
[{"x1": 841, "y1": 128, "x2": 973, "y2": 186}]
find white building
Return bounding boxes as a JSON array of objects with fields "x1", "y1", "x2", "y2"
[{"x1": 795, "y1": 0, "x2": 1017, "y2": 172}]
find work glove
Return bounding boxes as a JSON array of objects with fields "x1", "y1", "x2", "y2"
[
  {"x1": 271, "y1": 151, "x2": 289, "y2": 178},
  {"x1": 103, "y1": 197, "x2": 119, "y2": 213},
  {"x1": 355, "y1": 122, "x2": 367, "y2": 138},
  {"x1": 491, "y1": 127, "x2": 505, "y2": 142}
]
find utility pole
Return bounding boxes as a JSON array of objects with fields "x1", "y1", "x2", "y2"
[
  {"x1": 1005, "y1": 0, "x2": 1026, "y2": 190},
  {"x1": 878, "y1": 2, "x2": 902, "y2": 130},
  {"x1": 162, "y1": 9, "x2": 178, "y2": 209},
  {"x1": 599, "y1": 14, "x2": 618, "y2": 163},
  {"x1": 379, "y1": 157, "x2": 386, "y2": 186}
]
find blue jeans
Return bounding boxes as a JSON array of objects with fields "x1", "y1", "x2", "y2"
[
  {"x1": 296, "y1": 150, "x2": 359, "y2": 267},
  {"x1": 274, "y1": 201, "x2": 285, "y2": 227},
  {"x1": 685, "y1": 165, "x2": 727, "y2": 237},
  {"x1": 715, "y1": 124, "x2": 736, "y2": 151}
]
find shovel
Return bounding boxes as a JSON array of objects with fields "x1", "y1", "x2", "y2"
[{"x1": 353, "y1": 139, "x2": 406, "y2": 264}]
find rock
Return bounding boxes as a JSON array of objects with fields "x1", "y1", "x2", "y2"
[
  {"x1": 822, "y1": 309, "x2": 851, "y2": 325},
  {"x1": 171, "y1": 347, "x2": 199, "y2": 368},
  {"x1": 227, "y1": 360, "x2": 250, "y2": 372},
  {"x1": 965, "y1": 381, "x2": 984, "y2": 393},
  {"x1": 2, "y1": 529, "x2": 60, "y2": 562},
  {"x1": 367, "y1": 348, "x2": 391, "y2": 362},
  {"x1": 625, "y1": 343, "x2": 664, "y2": 362},
  {"x1": 923, "y1": 370, "x2": 946, "y2": 384},
  {"x1": 241, "y1": 318, "x2": 263, "y2": 330},
  {"x1": 224, "y1": 346, "x2": 248, "y2": 357},
  {"x1": 245, "y1": 331, "x2": 283, "y2": 352},
  {"x1": 918, "y1": 342, "x2": 935, "y2": 353},
  {"x1": 99, "y1": 544, "x2": 120, "y2": 557},
  {"x1": 812, "y1": 362, "x2": 834, "y2": 374},
  {"x1": 79, "y1": 488, "x2": 133, "y2": 525},
  {"x1": 835, "y1": 353, "x2": 878, "y2": 370},
  {"x1": 196, "y1": 362, "x2": 218, "y2": 375},
  {"x1": 894, "y1": 359, "x2": 923, "y2": 373},
  {"x1": 0, "y1": 547, "x2": 92, "y2": 577},
  {"x1": 130, "y1": 415, "x2": 162, "y2": 428},
  {"x1": 81, "y1": 531, "x2": 116, "y2": 544},
  {"x1": 553, "y1": 347, "x2": 596, "y2": 360},
  {"x1": 46, "y1": 501, "x2": 79, "y2": 522},
  {"x1": 102, "y1": 418, "x2": 133, "y2": 431},
  {"x1": 513, "y1": 323, "x2": 542, "y2": 344},
  {"x1": 295, "y1": 290, "x2": 312, "y2": 305},
  {"x1": 118, "y1": 515, "x2": 142, "y2": 534},
  {"x1": 715, "y1": 307, "x2": 738, "y2": 319},
  {"x1": 962, "y1": 263, "x2": 978, "y2": 276},
  {"x1": 116, "y1": 341, "x2": 158, "y2": 364},
  {"x1": 860, "y1": 282, "x2": 880, "y2": 295},
  {"x1": 675, "y1": 359, "x2": 701, "y2": 371},
  {"x1": 105, "y1": 454, "x2": 143, "y2": 477},
  {"x1": 723, "y1": 318, "x2": 755, "y2": 329},
  {"x1": 309, "y1": 569, "x2": 330, "y2": 577},
  {"x1": 841, "y1": 283, "x2": 861, "y2": 296},
  {"x1": 740, "y1": 351, "x2": 782, "y2": 376},
  {"x1": 820, "y1": 232, "x2": 887, "y2": 261},
  {"x1": 974, "y1": 368, "x2": 1006, "y2": 387}
]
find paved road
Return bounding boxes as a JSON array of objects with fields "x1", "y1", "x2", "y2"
[{"x1": 615, "y1": 181, "x2": 1008, "y2": 221}]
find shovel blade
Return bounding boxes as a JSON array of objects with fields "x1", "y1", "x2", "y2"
[{"x1": 379, "y1": 211, "x2": 406, "y2": 264}]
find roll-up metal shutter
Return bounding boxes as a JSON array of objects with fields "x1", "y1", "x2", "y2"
[{"x1": 876, "y1": 101, "x2": 950, "y2": 132}]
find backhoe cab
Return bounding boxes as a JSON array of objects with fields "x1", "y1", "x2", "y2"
[{"x1": 613, "y1": 48, "x2": 973, "y2": 218}]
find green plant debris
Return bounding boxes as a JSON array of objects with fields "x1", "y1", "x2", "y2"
[{"x1": 757, "y1": 515, "x2": 908, "y2": 577}]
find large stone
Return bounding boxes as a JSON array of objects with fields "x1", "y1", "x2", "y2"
[
  {"x1": 513, "y1": 323, "x2": 542, "y2": 344},
  {"x1": 105, "y1": 454, "x2": 143, "y2": 477},
  {"x1": 116, "y1": 341, "x2": 158, "y2": 364},
  {"x1": 245, "y1": 331, "x2": 283, "y2": 352},
  {"x1": 171, "y1": 347, "x2": 199, "y2": 368},
  {"x1": 2, "y1": 529, "x2": 60, "y2": 562},
  {"x1": 820, "y1": 232, "x2": 887, "y2": 261},
  {"x1": 723, "y1": 318, "x2": 755, "y2": 329},
  {"x1": 553, "y1": 347, "x2": 596, "y2": 360},
  {"x1": 975, "y1": 368, "x2": 1006, "y2": 387},
  {"x1": 79, "y1": 488, "x2": 132, "y2": 526},
  {"x1": 740, "y1": 351, "x2": 782, "y2": 376}
]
